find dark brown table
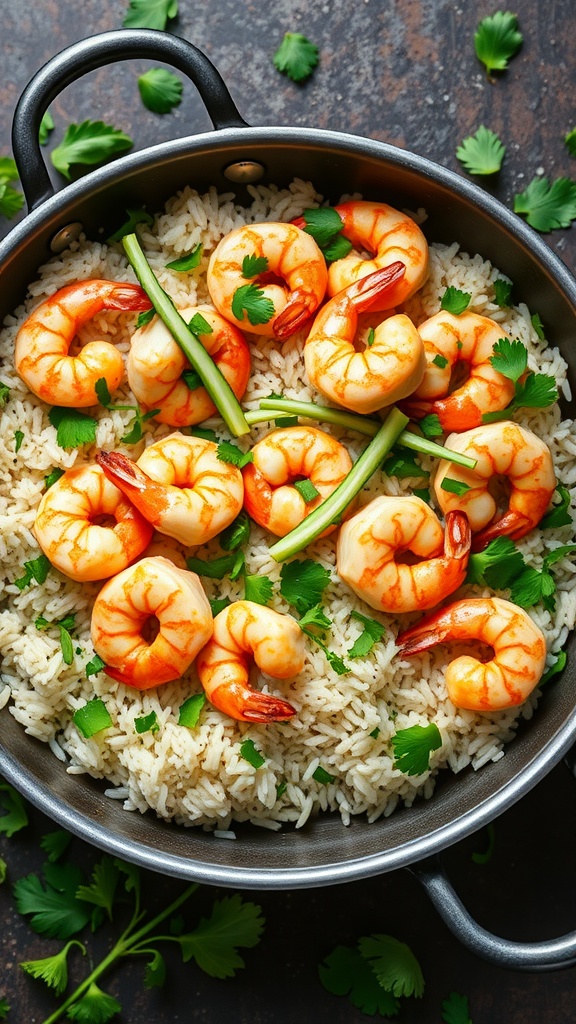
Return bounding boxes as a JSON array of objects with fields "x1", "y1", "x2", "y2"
[{"x1": 1, "y1": 2, "x2": 576, "y2": 1021}]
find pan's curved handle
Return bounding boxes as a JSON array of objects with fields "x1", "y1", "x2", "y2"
[
  {"x1": 12, "y1": 29, "x2": 248, "y2": 212},
  {"x1": 409, "y1": 749, "x2": 576, "y2": 971}
]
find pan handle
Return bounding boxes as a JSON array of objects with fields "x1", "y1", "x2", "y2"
[
  {"x1": 12, "y1": 29, "x2": 248, "y2": 212},
  {"x1": 409, "y1": 749, "x2": 576, "y2": 971}
]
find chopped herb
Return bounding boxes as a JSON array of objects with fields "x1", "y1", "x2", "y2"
[
  {"x1": 312, "y1": 765, "x2": 335, "y2": 784},
  {"x1": 137, "y1": 307, "x2": 156, "y2": 328},
  {"x1": 48, "y1": 406, "x2": 97, "y2": 449},
  {"x1": 391, "y1": 722, "x2": 442, "y2": 776},
  {"x1": 323, "y1": 232, "x2": 353, "y2": 262},
  {"x1": 106, "y1": 207, "x2": 154, "y2": 244},
  {"x1": 293, "y1": 477, "x2": 320, "y2": 502},
  {"x1": 366, "y1": 327, "x2": 376, "y2": 347},
  {"x1": 369, "y1": 727, "x2": 380, "y2": 739},
  {"x1": 318, "y1": 944, "x2": 399, "y2": 1016},
  {"x1": 186, "y1": 549, "x2": 245, "y2": 580},
  {"x1": 298, "y1": 603, "x2": 332, "y2": 634},
  {"x1": 489, "y1": 336, "x2": 527, "y2": 381},
  {"x1": 0, "y1": 998, "x2": 8, "y2": 1019},
  {"x1": 220, "y1": 510, "x2": 251, "y2": 551},
  {"x1": 135, "y1": 711, "x2": 160, "y2": 734},
  {"x1": 531, "y1": 312, "x2": 546, "y2": 340},
  {"x1": 240, "y1": 738, "x2": 266, "y2": 769},
  {"x1": 44, "y1": 467, "x2": 65, "y2": 490},
  {"x1": 40, "y1": 830, "x2": 73, "y2": 863},
  {"x1": 182, "y1": 368, "x2": 203, "y2": 390},
  {"x1": 358, "y1": 934, "x2": 425, "y2": 998},
  {"x1": 466, "y1": 535, "x2": 525, "y2": 588},
  {"x1": 442, "y1": 991, "x2": 473, "y2": 1024},
  {"x1": 540, "y1": 649, "x2": 567, "y2": 686},
  {"x1": 383, "y1": 449, "x2": 428, "y2": 479},
  {"x1": 276, "y1": 780, "x2": 287, "y2": 799},
  {"x1": 0, "y1": 781, "x2": 28, "y2": 837},
  {"x1": 474, "y1": 10, "x2": 522, "y2": 75},
  {"x1": 440, "y1": 286, "x2": 471, "y2": 314},
  {"x1": 216, "y1": 439, "x2": 254, "y2": 469},
  {"x1": 418, "y1": 413, "x2": 443, "y2": 438},
  {"x1": 36, "y1": 613, "x2": 76, "y2": 666},
  {"x1": 13, "y1": 862, "x2": 93, "y2": 939},
  {"x1": 190, "y1": 426, "x2": 219, "y2": 443},
  {"x1": 51, "y1": 120, "x2": 133, "y2": 180},
  {"x1": 20, "y1": 939, "x2": 86, "y2": 997},
  {"x1": 440, "y1": 477, "x2": 471, "y2": 496},
  {"x1": 279, "y1": 558, "x2": 331, "y2": 614},
  {"x1": 123, "y1": 0, "x2": 179, "y2": 30},
  {"x1": 178, "y1": 693, "x2": 206, "y2": 729},
  {"x1": 231, "y1": 282, "x2": 275, "y2": 326},
  {"x1": 514, "y1": 176, "x2": 576, "y2": 232},
  {"x1": 0, "y1": 381, "x2": 10, "y2": 406},
  {"x1": 244, "y1": 574, "x2": 274, "y2": 606},
  {"x1": 14, "y1": 428, "x2": 24, "y2": 451},
  {"x1": 412, "y1": 486, "x2": 431, "y2": 504},
  {"x1": 209, "y1": 596, "x2": 231, "y2": 617},
  {"x1": 73, "y1": 698, "x2": 113, "y2": 739},
  {"x1": 471, "y1": 823, "x2": 496, "y2": 865},
  {"x1": 14, "y1": 553, "x2": 51, "y2": 591},
  {"x1": 493, "y1": 278, "x2": 512, "y2": 306},
  {"x1": 138, "y1": 68, "x2": 183, "y2": 114},
  {"x1": 566, "y1": 128, "x2": 576, "y2": 157},
  {"x1": 540, "y1": 484, "x2": 573, "y2": 529},
  {"x1": 273, "y1": 32, "x2": 319, "y2": 83},
  {"x1": 85, "y1": 653, "x2": 106, "y2": 679},
  {"x1": 242, "y1": 253, "x2": 269, "y2": 278},
  {"x1": 95, "y1": 376, "x2": 158, "y2": 444},
  {"x1": 300, "y1": 206, "x2": 345, "y2": 247},
  {"x1": 432, "y1": 353, "x2": 449, "y2": 368},
  {"x1": 39, "y1": 110, "x2": 55, "y2": 146},
  {"x1": 0, "y1": 158, "x2": 24, "y2": 220},
  {"x1": 347, "y1": 611, "x2": 386, "y2": 658},
  {"x1": 456, "y1": 125, "x2": 506, "y2": 175},
  {"x1": 166, "y1": 244, "x2": 203, "y2": 273},
  {"x1": 0, "y1": 859, "x2": 6, "y2": 884}
]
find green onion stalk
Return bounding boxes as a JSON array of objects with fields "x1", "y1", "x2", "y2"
[
  {"x1": 122, "y1": 233, "x2": 249, "y2": 437},
  {"x1": 269, "y1": 406, "x2": 409, "y2": 562}
]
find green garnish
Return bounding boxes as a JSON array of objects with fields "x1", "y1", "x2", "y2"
[
  {"x1": 540, "y1": 649, "x2": 567, "y2": 687},
  {"x1": 39, "y1": 110, "x2": 55, "y2": 146},
  {"x1": 14, "y1": 429, "x2": 24, "y2": 452},
  {"x1": 432, "y1": 354, "x2": 449, "y2": 369},
  {"x1": 471, "y1": 823, "x2": 496, "y2": 865},
  {"x1": 240, "y1": 738, "x2": 266, "y2": 769},
  {"x1": 456, "y1": 125, "x2": 506, "y2": 175},
  {"x1": 279, "y1": 558, "x2": 331, "y2": 614},
  {"x1": 566, "y1": 128, "x2": 576, "y2": 157},
  {"x1": 391, "y1": 723, "x2": 442, "y2": 776},
  {"x1": 216, "y1": 439, "x2": 254, "y2": 469},
  {"x1": 244, "y1": 575, "x2": 274, "y2": 606},
  {"x1": 72, "y1": 698, "x2": 113, "y2": 739},
  {"x1": 51, "y1": 120, "x2": 133, "y2": 180},
  {"x1": 484, "y1": 337, "x2": 558, "y2": 419},
  {"x1": 466, "y1": 535, "x2": 525, "y2": 588},
  {"x1": 531, "y1": 312, "x2": 546, "y2": 340},
  {"x1": 273, "y1": 32, "x2": 319, "y2": 83},
  {"x1": 166, "y1": 245, "x2": 204, "y2": 272},
  {"x1": 312, "y1": 765, "x2": 335, "y2": 784},
  {"x1": 95, "y1": 377, "x2": 159, "y2": 445},
  {"x1": 442, "y1": 991, "x2": 473, "y2": 1024},
  {"x1": 220, "y1": 510, "x2": 251, "y2": 551},
  {"x1": 382, "y1": 449, "x2": 428, "y2": 480},
  {"x1": 514, "y1": 177, "x2": 576, "y2": 232},
  {"x1": 123, "y1": 0, "x2": 178, "y2": 30},
  {"x1": 440, "y1": 478, "x2": 471, "y2": 496},
  {"x1": 358, "y1": 934, "x2": 425, "y2": 998},
  {"x1": 35, "y1": 613, "x2": 76, "y2": 666},
  {"x1": 138, "y1": 68, "x2": 183, "y2": 114},
  {"x1": 188, "y1": 311, "x2": 213, "y2": 334},
  {"x1": 300, "y1": 207, "x2": 345, "y2": 247},
  {"x1": 85, "y1": 654, "x2": 106, "y2": 679},
  {"x1": 231, "y1": 283, "x2": 275, "y2": 326},
  {"x1": 540, "y1": 484, "x2": 573, "y2": 529},
  {"x1": 241, "y1": 253, "x2": 269, "y2": 278},
  {"x1": 48, "y1": 406, "x2": 97, "y2": 449},
  {"x1": 0, "y1": 158, "x2": 24, "y2": 220},
  {"x1": 293, "y1": 477, "x2": 320, "y2": 503},
  {"x1": 347, "y1": 611, "x2": 386, "y2": 658},
  {"x1": 107, "y1": 208, "x2": 154, "y2": 244},
  {"x1": 40, "y1": 831, "x2": 73, "y2": 864},
  {"x1": 418, "y1": 413, "x2": 444, "y2": 438},
  {"x1": 474, "y1": 10, "x2": 522, "y2": 75},
  {"x1": 209, "y1": 596, "x2": 231, "y2": 617},
  {"x1": 0, "y1": 380, "x2": 11, "y2": 406},
  {"x1": 14, "y1": 553, "x2": 51, "y2": 591},
  {"x1": 178, "y1": 693, "x2": 206, "y2": 729},
  {"x1": 20, "y1": 940, "x2": 86, "y2": 997},
  {"x1": 493, "y1": 278, "x2": 512, "y2": 306},
  {"x1": 134, "y1": 711, "x2": 160, "y2": 735},
  {"x1": 0, "y1": 781, "x2": 28, "y2": 837},
  {"x1": 440, "y1": 287, "x2": 471, "y2": 314},
  {"x1": 297, "y1": 604, "x2": 350, "y2": 676},
  {"x1": 123, "y1": 232, "x2": 249, "y2": 436},
  {"x1": 186, "y1": 549, "x2": 245, "y2": 581}
]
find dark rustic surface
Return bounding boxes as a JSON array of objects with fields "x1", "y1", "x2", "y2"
[{"x1": 1, "y1": 1, "x2": 576, "y2": 1022}]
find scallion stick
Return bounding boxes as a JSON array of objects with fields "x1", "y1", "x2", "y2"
[
  {"x1": 268, "y1": 406, "x2": 409, "y2": 562},
  {"x1": 122, "y1": 233, "x2": 249, "y2": 436}
]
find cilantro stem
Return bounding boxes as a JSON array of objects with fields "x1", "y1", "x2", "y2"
[
  {"x1": 269, "y1": 406, "x2": 409, "y2": 562},
  {"x1": 245, "y1": 397, "x2": 477, "y2": 470},
  {"x1": 122, "y1": 233, "x2": 249, "y2": 437},
  {"x1": 41, "y1": 883, "x2": 198, "y2": 1024}
]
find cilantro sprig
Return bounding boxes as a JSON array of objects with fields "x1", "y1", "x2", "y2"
[
  {"x1": 466, "y1": 534, "x2": 576, "y2": 613},
  {"x1": 440, "y1": 287, "x2": 471, "y2": 315},
  {"x1": 483, "y1": 337, "x2": 558, "y2": 420},
  {"x1": 0, "y1": 782, "x2": 29, "y2": 837},
  {"x1": 514, "y1": 176, "x2": 576, "y2": 232},
  {"x1": 474, "y1": 11, "x2": 523, "y2": 76},
  {"x1": 391, "y1": 723, "x2": 442, "y2": 776},
  {"x1": 319, "y1": 933, "x2": 424, "y2": 1015},
  {"x1": 456, "y1": 125, "x2": 506, "y2": 175},
  {"x1": 123, "y1": 0, "x2": 178, "y2": 30},
  {"x1": 231, "y1": 282, "x2": 275, "y2": 326},
  {"x1": 0, "y1": 156, "x2": 24, "y2": 220},
  {"x1": 138, "y1": 68, "x2": 183, "y2": 114},
  {"x1": 297, "y1": 207, "x2": 353, "y2": 262},
  {"x1": 51, "y1": 120, "x2": 133, "y2": 180}
]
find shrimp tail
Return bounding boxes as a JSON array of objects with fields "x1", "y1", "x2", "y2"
[
  {"x1": 396, "y1": 607, "x2": 453, "y2": 657},
  {"x1": 400, "y1": 395, "x2": 483, "y2": 433},
  {"x1": 471, "y1": 509, "x2": 534, "y2": 552},
  {"x1": 209, "y1": 681, "x2": 296, "y2": 722},
  {"x1": 96, "y1": 450, "x2": 148, "y2": 492},
  {"x1": 273, "y1": 294, "x2": 316, "y2": 339},
  {"x1": 103, "y1": 283, "x2": 152, "y2": 312},
  {"x1": 346, "y1": 263, "x2": 406, "y2": 311},
  {"x1": 444, "y1": 510, "x2": 472, "y2": 560}
]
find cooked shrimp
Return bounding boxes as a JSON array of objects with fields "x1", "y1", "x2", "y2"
[
  {"x1": 319, "y1": 200, "x2": 428, "y2": 309},
  {"x1": 206, "y1": 221, "x2": 328, "y2": 338},
  {"x1": 127, "y1": 305, "x2": 251, "y2": 426},
  {"x1": 196, "y1": 600, "x2": 305, "y2": 721},
  {"x1": 400, "y1": 311, "x2": 517, "y2": 431},
  {"x1": 14, "y1": 279, "x2": 151, "y2": 407},
  {"x1": 91, "y1": 556, "x2": 213, "y2": 689},
  {"x1": 242, "y1": 425, "x2": 353, "y2": 537},
  {"x1": 33, "y1": 464, "x2": 153, "y2": 582},
  {"x1": 96, "y1": 432, "x2": 244, "y2": 547},
  {"x1": 304, "y1": 266, "x2": 426, "y2": 414},
  {"x1": 396, "y1": 597, "x2": 547, "y2": 710},
  {"x1": 433, "y1": 421, "x2": 556, "y2": 550},
  {"x1": 337, "y1": 495, "x2": 471, "y2": 613}
]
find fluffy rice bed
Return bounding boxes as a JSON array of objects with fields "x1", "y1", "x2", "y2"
[{"x1": 0, "y1": 179, "x2": 575, "y2": 833}]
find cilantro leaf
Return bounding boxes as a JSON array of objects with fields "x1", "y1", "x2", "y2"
[
  {"x1": 0, "y1": 1000, "x2": 9, "y2": 1021},
  {"x1": 301, "y1": 206, "x2": 345, "y2": 247},
  {"x1": 177, "y1": 895, "x2": 265, "y2": 978},
  {"x1": 348, "y1": 610, "x2": 386, "y2": 658},
  {"x1": 391, "y1": 722, "x2": 442, "y2": 775},
  {"x1": 456, "y1": 125, "x2": 506, "y2": 175},
  {"x1": 40, "y1": 830, "x2": 73, "y2": 864},
  {"x1": 540, "y1": 484, "x2": 573, "y2": 529},
  {"x1": 493, "y1": 278, "x2": 512, "y2": 306},
  {"x1": 186, "y1": 549, "x2": 245, "y2": 580},
  {"x1": 106, "y1": 207, "x2": 154, "y2": 244},
  {"x1": 49, "y1": 406, "x2": 97, "y2": 449},
  {"x1": 244, "y1": 574, "x2": 274, "y2": 605},
  {"x1": 323, "y1": 233, "x2": 353, "y2": 262},
  {"x1": 0, "y1": 179, "x2": 24, "y2": 220},
  {"x1": 279, "y1": 558, "x2": 331, "y2": 614},
  {"x1": 509, "y1": 565, "x2": 557, "y2": 611},
  {"x1": 383, "y1": 449, "x2": 427, "y2": 479},
  {"x1": 138, "y1": 68, "x2": 183, "y2": 114},
  {"x1": 540, "y1": 649, "x2": 567, "y2": 687},
  {"x1": 474, "y1": 11, "x2": 522, "y2": 75},
  {"x1": 0, "y1": 380, "x2": 10, "y2": 407},
  {"x1": 13, "y1": 553, "x2": 51, "y2": 591},
  {"x1": 209, "y1": 596, "x2": 231, "y2": 617},
  {"x1": 39, "y1": 110, "x2": 55, "y2": 146},
  {"x1": 166, "y1": 244, "x2": 203, "y2": 272},
  {"x1": 75, "y1": 856, "x2": 120, "y2": 920},
  {"x1": 240, "y1": 738, "x2": 266, "y2": 769},
  {"x1": 513, "y1": 371, "x2": 558, "y2": 408},
  {"x1": 66, "y1": 981, "x2": 122, "y2": 1023},
  {"x1": 514, "y1": 176, "x2": 576, "y2": 232},
  {"x1": 85, "y1": 653, "x2": 106, "y2": 679},
  {"x1": 134, "y1": 710, "x2": 159, "y2": 735},
  {"x1": 20, "y1": 939, "x2": 85, "y2": 996},
  {"x1": 312, "y1": 765, "x2": 335, "y2": 784},
  {"x1": 418, "y1": 413, "x2": 443, "y2": 438},
  {"x1": 466, "y1": 535, "x2": 525, "y2": 588},
  {"x1": 273, "y1": 32, "x2": 319, "y2": 83},
  {"x1": 144, "y1": 948, "x2": 166, "y2": 988},
  {"x1": 242, "y1": 253, "x2": 269, "y2": 278},
  {"x1": 178, "y1": 693, "x2": 206, "y2": 728},
  {"x1": 566, "y1": 128, "x2": 576, "y2": 157},
  {"x1": 531, "y1": 312, "x2": 546, "y2": 339},
  {"x1": 216, "y1": 439, "x2": 253, "y2": 468},
  {"x1": 0, "y1": 156, "x2": 18, "y2": 180},
  {"x1": 489, "y1": 337, "x2": 527, "y2": 381},
  {"x1": 318, "y1": 945, "x2": 400, "y2": 1016},
  {"x1": 440, "y1": 287, "x2": 471, "y2": 314},
  {"x1": 219, "y1": 510, "x2": 251, "y2": 551},
  {"x1": 123, "y1": 0, "x2": 178, "y2": 30},
  {"x1": 358, "y1": 933, "x2": 425, "y2": 998},
  {"x1": 13, "y1": 864, "x2": 92, "y2": 939},
  {"x1": 0, "y1": 782, "x2": 28, "y2": 837},
  {"x1": 51, "y1": 120, "x2": 133, "y2": 180},
  {"x1": 231, "y1": 283, "x2": 275, "y2": 326},
  {"x1": 442, "y1": 991, "x2": 473, "y2": 1024}
]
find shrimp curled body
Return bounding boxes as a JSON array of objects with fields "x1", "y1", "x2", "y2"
[
  {"x1": 400, "y1": 311, "x2": 517, "y2": 431},
  {"x1": 96, "y1": 432, "x2": 244, "y2": 547},
  {"x1": 91, "y1": 556, "x2": 213, "y2": 689},
  {"x1": 196, "y1": 600, "x2": 306, "y2": 721},
  {"x1": 304, "y1": 266, "x2": 426, "y2": 414},
  {"x1": 322, "y1": 200, "x2": 429, "y2": 309},
  {"x1": 242, "y1": 425, "x2": 353, "y2": 538},
  {"x1": 337, "y1": 495, "x2": 471, "y2": 613},
  {"x1": 207, "y1": 222, "x2": 328, "y2": 338},
  {"x1": 15, "y1": 279, "x2": 151, "y2": 407},
  {"x1": 396, "y1": 597, "x2": 547, "y2": 710},
  {"x1": 433, "y1": 421, "x2": 556, "y2": 550},
  {"x1": 127, "y1": 306, "x2": 251, "y2": 426},
  {"x1": 33, "y1": 464, "x2": 153, "y2": 582}
]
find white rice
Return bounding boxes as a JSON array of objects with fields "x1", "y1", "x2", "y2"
[{"x1": 1, "y1": 178, "x2": 575, "y2": 833}]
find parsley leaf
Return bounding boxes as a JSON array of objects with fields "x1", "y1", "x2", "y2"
[
  {"x1": 244, "y1": 574, "x2": 274, "y2": 605},
  {"x1": 442, "y1": 991, "x2": 473, "y2": 1024},
  {"x1": 440, "y1": 286, "x2": 471, "y2": 314},
  {"x1": 489, "y1": 337, "x2": 527, "y2": 381},
  {"x1": 514, "y1": 176, "x2": 576, "y2": 232},
  {"x1": 231, "y1": 283, "x2": 275, "y2": 326},
  {"x1": 466, "y1": 535, "x2": 525, "y2": 588},
  {"x1": 138, "y1": 68, "x2": 183, "y2": 114},
  {"x1": 418, "y1": 413, "x2": 443, "y2": 438},
  {"x1": 358, "y1": 933, "x2": 425, "y2": 998},
  {"x1": 347, "y1": 611, "x2": 386, "y2": 658},
  {"x1": 493, "y1": 278, "x2": 512, "y2": 306},
  {"x1": 186, "y1": 549, "x2": 245, "y2": 580},
  {"x1": 51, "y1": 120, "x2": 133, "y2": 180},
  {"x1": 13, "y1": 553, "x2": 51, "y2": 591},
  {"x1": 176, "y1": 895, "x2": 265, "y2": 978},
  {"x1": 279, "y1": 558, "x2": 331, "y2": 614},
  {"x1": 20, "y1": 939, "x2": 86, "y2": 997},
  {"x1": 13, "y1": 863, "x2": 92, "y2": 939},
  {"x1": 540, "y1": 649, "x2": 567, "y2": 687},
  {"x1": 0, "y1": 380, "x2": 10, "y2": 407},
  {"x1": 123, "y1": 0, "x2": 178, "y2": 30},
  {"x1": 40, "y1": 830, "x2": 73, "y2": 864},
  {"x1": 135, "y1": 710, "x2": 160, "y2": 734},
  {"x1": 85, "y1": 653, "x2": 106, "y2": 679},
  {"x1": 49, "y1": 406, "x2": 97, "y2": 449},
  {"x1": 216, "y1": 439, "x2": 253, "y2": 469},
  {"x1": 0, "y1": 782, "x2": 28, "y2": 837},
  {"x1": 219, "y1": 510, "x2": 251, "y2": 551},
  {"x1": 566, "y1": 128, "x2": 576, "y2": 157},
  {"x1": 273, "y1": 32, "x2": 319, "y2": 83},
  {"x1": 318, "y1": 945, "x2": 400, "y2": 1016},
  {"x1": 36, "y1": 613, "x2": 76, "y2": 665},
  {"x1": 513, "y1": 371, "x2": 558, "y2": 408},
  {"x1": 300, "y1": 207, "x2": 344, "y2": 247},
  {"x1": 312, "y1": 765, "x2": 335, "y2": 784},
  {"x1": 0, "y1": 180, "x2": 24, "y2": 219},
  {"x1": 541, "y1": 485, "x2": 573, "y2": 528},
  {"x1": 166, "y1": 244, "x2": 203, "y2": 272},
  {"x1": 75, "y1": 856, "x2": 120, "y2": 920},
  {"x1": 66, "y1": 982, "x2": 122, "y2": 1023},
  {"x1": 474, "y1": 10, "x2": 522, "y2": 75},
  {"x1": 242, "y1": 253, "x2": 269, "y2": 278},
  {"x1": 106, "y1": 207, "x2": 154, "y2": 244},
  {"x1": 39, "y1": 110, "x2": 55, "y2": 146},
  {"x1": 391, "y1": 722, "x2": 442, "y2": 775},
  {"x1": 456, "y1": 125, "x2": 506, "y2": 175}
]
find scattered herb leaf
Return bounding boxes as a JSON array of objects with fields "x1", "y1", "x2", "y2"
[
  {"x1": 51, "y1": 120, "x2": 133, "y2": 180},
  {"x1": 216, "y1": 439, "x2": 254, "y2": 468},
  {"x1": 456, "y1": 125, "x2": 506, "y2": 175},
  {"x1": 14, "y1": 553, "x2": 51, "y2": 591},
  {"x1": 540, "y1": 484, "x2": 573, "y2": 529},
  {"x1": 391, "y1": 722, "x2": 442, "y2": 776},
  {"x1": 85, "y1": 653, "x2": 106, "y2": 679},
  {"x1": 138, "y1": 68, "x2": 183, "y2": 114},
  {"x1": 273, "y1": 32, "x2": 319, "y2": 83},
  {"x1": 178, "y1": 693, "x2": 206, "y2": 729},
  {"x1": 231, "y1": 283, "x2": 275, "y2": 326},
  {"x1": 240, "y1": 738, "x2": 266, "y2": 769},
  {"x1": 72, "y1": 698, "x2": 113, "y2": 739},
  {"x1": 312, "y1": 765, "x2": 335, "y2": 784},
  {"x1": 279, "y1": 558, "x2": 331, "y2": 614},
  {"x1": 440, "y1": 287, "x2": 471, "y2": 314},
  {"x1": 40, "y1": 830, "x2": 73, "y2": 864},
  {"x1": 107, "y1": 207, "x2": 154, "y2": 244},
  {"x1": 347, "y1": 611, "x2": 386, "y2": 658},
  {"x1": 359, "y1": 933, "x2": 425, "y2": 998},
  {"x1": 244, "y1": 574, "x2": 274, "y2": 605},
  {"x1": 493, "y1": 278, "x2": 512, "y2": 306},
  {"x1": 0, "y1": 782, "x2": 28, "y2": 837},
  {"x1": 318, "y1": 945, "x2": 400, "y2": 1016},
  {"x1": 442, "y1": 991, "x2": 473, "y2": 1024},
  {"x1": 20, "y1": 939, "x2": 86, "y2": 996},
  {"x1": 293, "y1": 477, "x2": 320, "y2": 502},
  {"x1": 242, "y1": 253, "x2": 269, "y2": 278},
  {"x1": 48, "y1": 406, "x2": 97, "y2": 449},
  {"x1": 474, "y1": 10, "x2": 522, "y2": 75},
  {"x1": 123, "y1": 0, "x2": 179, "y2": 30},
  {"x1": 540, "y1": 649, "x2": 567, "y2": 686},
  {"x1": 166, "y1": 244, "x2": 203, "y2": 272},
  {"x1": 135, "y1": 711, "x2": 160, "y2": 735},
  {"x1": 514, "y1": 176, "x2": 576, "y2": 232}
]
